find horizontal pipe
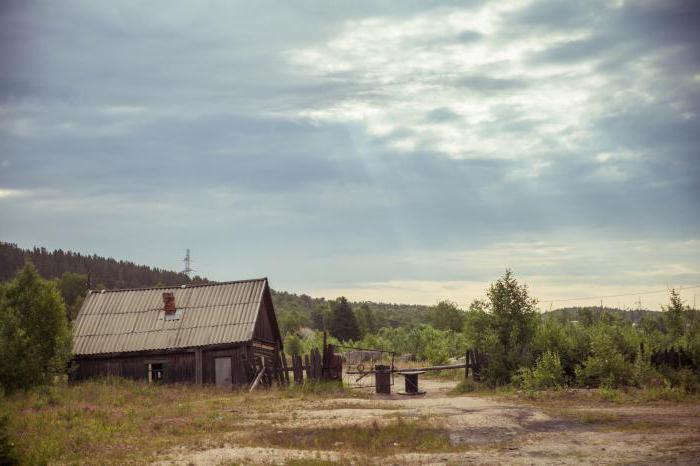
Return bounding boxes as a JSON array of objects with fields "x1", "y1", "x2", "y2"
[{"x1": 345, "y1": 363, "x2": 469, "y2": 375}]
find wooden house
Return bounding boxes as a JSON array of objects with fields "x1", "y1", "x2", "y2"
[{"x1": 70, "y1": 278, "x2": 282, "y2": 387}]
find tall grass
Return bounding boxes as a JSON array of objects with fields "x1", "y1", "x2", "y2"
[{"x1": 3, "y1": 378, "x2": 358, "y2": 464}]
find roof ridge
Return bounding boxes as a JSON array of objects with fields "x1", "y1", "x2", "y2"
[{"x1": 88, "y1": 277, "x2": 268, "y2": 294}]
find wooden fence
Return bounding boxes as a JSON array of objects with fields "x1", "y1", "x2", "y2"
[{"x1": 248, "y1": 342, "x2": 342, "y2": 391}]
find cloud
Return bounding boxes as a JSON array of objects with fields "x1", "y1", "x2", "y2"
[
  {"x1": 0, "y1": 188, "x2": 26, "y2": 199},
  {"x1": 0, "y1": 0, "x2": 698, "y2": 304}
]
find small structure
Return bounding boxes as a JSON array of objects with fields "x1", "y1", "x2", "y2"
[
  {"x1": 70, "y1": 278, "x2": 282, "y2": 387},
  {"x1": 397, "y1": 370, "x2": 426, "y2": 395}
]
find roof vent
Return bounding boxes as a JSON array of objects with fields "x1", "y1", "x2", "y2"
[
  {"x1": 162, "y1": 292, "x2": 176, "y2": 315},
  {"x1": 181, "y1": 285, "x2": 186, "y2": 289}
]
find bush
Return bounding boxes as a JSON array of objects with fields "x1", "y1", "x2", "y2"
[
  {"x1": 425, "y1": 344, "x2": 449, "y2": 366},
  {"x1": 451, "y1": 378, "x2": 481, "y2": 393},
  {"x1": 514, "y1": 351, "x2": 565, "y2": 391},
  {"x1": 576, "y1": 353, "x2": 633, "y2": 388},
  {"x1": 575, "y1": 324, "x2": 634, "y2": 388},
  {"x1": 676, "y1": 368, "x2": 700, "y2": 394},
  {"x1": 284, "y1": 334, "x2": 303, "y2": 356},
  {"x1": 632, "y1": 348, "x2": 665, "y2": 388}
]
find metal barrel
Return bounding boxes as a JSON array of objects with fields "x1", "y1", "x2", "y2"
[{"x1": 375, "y1": 364, "x2": 391, "y2": 394}]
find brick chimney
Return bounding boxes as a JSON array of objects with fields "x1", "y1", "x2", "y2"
[{"x1": 162, "y1": 292, "x2": 176, "y2": 315}]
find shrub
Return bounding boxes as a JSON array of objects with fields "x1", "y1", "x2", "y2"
[
  {"x1": 514, "y1": 351, "x2": 565, "y2": 391},
  {"x1": 576, "y1": 352, "x2": 633, "y2": 388},
  {"x1": 632, "y1": 348, "x2": 665, "y2": 388},
  {"x1": 575, "y1": 324, "x2": 634, "y2": 388},
  {"x1": 451, "y1": 378, "x2": 481, "y2": 393},
  {"x1": 676, "y1": 368, "x2": 700, "y2": 394},
  {"x1": 284, "y1": 334, "x2": 303, "y2": 356},
  {"x1": 425, "y1": 344, "x2": 449, "y2": 366}
]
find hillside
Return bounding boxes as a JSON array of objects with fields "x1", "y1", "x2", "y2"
[
  {"x1": 0, "y1": 242, "x2": 430, "y2": 329},
  {"x1": 0, "y1": 241, "x2": 206, "y2": 289},
  {"x1": 2, "y1": 242, "x2": 662, "y2": 331}
]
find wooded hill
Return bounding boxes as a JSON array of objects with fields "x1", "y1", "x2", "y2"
[
  {"x1": 0, "y1": 242, "x2": 207, "y2": 289},
  {"x1": 0, "y1": 242, "x2": 662, "y2": 329},
  {"x1": 0, "y1": 242, "x2": 430, "y2": 329}
]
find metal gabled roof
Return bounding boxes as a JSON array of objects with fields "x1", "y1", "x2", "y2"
[{"x1": 72, "y1": 278, "x2": 268, "y2": 356}]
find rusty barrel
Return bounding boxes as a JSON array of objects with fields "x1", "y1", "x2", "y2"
[{"x1": 375, "y1": 364, "x2": 391, "y2": 394}]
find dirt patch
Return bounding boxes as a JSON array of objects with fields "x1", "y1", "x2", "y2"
[{"x1": 160, "y1": 380, "x2": 700, "y2": 465}]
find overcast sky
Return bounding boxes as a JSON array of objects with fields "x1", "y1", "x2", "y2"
[{"x1": 1, "y1": 0, "x2": 699, "y2": 309}]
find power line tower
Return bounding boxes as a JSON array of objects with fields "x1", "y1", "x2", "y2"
[{"x1": 182, "y1": 249, "x2": 194, "y2": 278}]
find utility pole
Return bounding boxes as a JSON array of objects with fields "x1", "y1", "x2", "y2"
[{"x1": 182, "y1": 249, "x2": 194, "y2": 278}]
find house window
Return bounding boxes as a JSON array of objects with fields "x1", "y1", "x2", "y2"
[{"x1": 147, "y1": 363, "x2": 164, "y2": 383}]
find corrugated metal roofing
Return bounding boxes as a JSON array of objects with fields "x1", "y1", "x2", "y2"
[{"x1": 72, "y1": 278, "x2": 267, "y2": 356}]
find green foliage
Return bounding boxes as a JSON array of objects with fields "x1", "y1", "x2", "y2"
[
  {"x1": 278, "y1": 310, "x2": 309, "y2": 336},
  {"x1": 427, "y1": 300, "x2": 465, "y2": 332},
  {"x1": 632, "y1": 347, "x2": 663, "y2": 388},
  {"x1": 662, "y1": 288, "x2": 689, "y2": 338},
  {"x1": 487, "y1": 269, "x2": 538, "y2": 357},
  {"x1": 284, "y1": 334, "x2": 303, "y2": 356},
  {"x1": 532, "y1": 318, "x2": 589, "y2": 381},
  {"x1": 329, "y1": 297, "x2": 361, "y2": 341},
  {"x1": 575, "y1": 323, "x2": 634, "y2": 388},
  {"x1": 514, "y1": 351, "x2": 565, "y2": 392},
  {"x1": 355, "y1": 304, "x2": 378, "y2": 336},
  {"x1": 462, "y1": 270, "x2": 538, "y2": 386},
  {"x1": 0, "y1": 264, "x2": 72, "y2": 393}
]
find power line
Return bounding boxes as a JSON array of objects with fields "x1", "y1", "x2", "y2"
[{"x1": 542, "y1": 284, "x2": 700, "y2": 304}]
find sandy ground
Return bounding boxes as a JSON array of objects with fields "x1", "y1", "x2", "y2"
[{"x1": 159, "y1": 379, "x2": 700, "y2": 465}]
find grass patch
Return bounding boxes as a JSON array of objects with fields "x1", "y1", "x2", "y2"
[
  {"x1": 2, "y1": 378, "x2": 359, "y2": 465},
  {"x1": 258, "y1": 417, "x2": 460, "y2": 456},
  {"x1": 488, "y1": 386, "x2": 700, "y2": 406}
]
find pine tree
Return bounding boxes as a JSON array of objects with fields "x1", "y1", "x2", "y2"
[{"x1": 329, "y1": 297, "x2": 361, "y2": 341}]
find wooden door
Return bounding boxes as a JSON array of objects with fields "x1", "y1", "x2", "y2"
[{"x1": 215, "y1": 357, "x2": 232, "y2": 387}]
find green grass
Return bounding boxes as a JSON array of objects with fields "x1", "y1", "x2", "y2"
[
  {"x1": 2, "y1": 378, "x2": 360, "y2": 465},
  {"x1": 510, "y1": 386, "x2": 700, "y2": 405}
]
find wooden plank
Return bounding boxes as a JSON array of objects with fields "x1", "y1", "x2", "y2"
[
  {"x1": 345, "y1": 363, "x2": 468, "y2": 375},
  {"x1": 313, "y1": 349, "x2": 321, "y2": 380},
  {"x1": 296, "y1": 354, "x2": 303, "y2": 385},
  {"x1": 465, "y1": 350, "x2": 470, "y2": 380},
  {"x1": 248, "y1": 361, "x2": 266, "y2": 392},
  {"x1": 304, "y1": 354, "x2": 311, "y2": 381},
  {"x1": 280, "y1": 351, "x2": 290, "y2": 386}
]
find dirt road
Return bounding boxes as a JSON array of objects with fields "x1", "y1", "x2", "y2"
[{"x1": 160, "y1": 380, "x2": 700, "y2": 465}]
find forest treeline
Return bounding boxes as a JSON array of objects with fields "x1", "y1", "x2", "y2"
[
  {"x1": 0, "y1": 244, "x2": 698, "y2": 398},
  {"x1": 0, "y1": 242, "x2": 207, "y2": 289},
  {"x1": 0, "y1": 242, "x2": 432, "y2": 328}
]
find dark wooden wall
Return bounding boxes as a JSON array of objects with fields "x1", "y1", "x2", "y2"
[
  {"x1": 72, "y1": 344, "x2": 259, "y2": 386},
  {"x1": 72, "y1": 352, "x2": 195, "y2": 383}
]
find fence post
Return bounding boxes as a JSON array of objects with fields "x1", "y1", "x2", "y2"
[
  {"x1": 304, "y1": 354, "x2": 311, "y2": 381},
  {"x1": 465, "y1": 349, "x2": 470, "y2": 380}
]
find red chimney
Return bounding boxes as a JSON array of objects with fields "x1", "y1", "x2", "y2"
[{"x1": 163, "y1": 292, "x2": 176, "y2": 315}]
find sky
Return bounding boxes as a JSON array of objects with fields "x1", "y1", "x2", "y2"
[{"x1": 1, "y1": 0, "x2": 699, "y2": 310}]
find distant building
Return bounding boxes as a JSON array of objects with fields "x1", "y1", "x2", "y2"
[{"x1": 70, "y1": 278, "x2": 282, "y2": 387}]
